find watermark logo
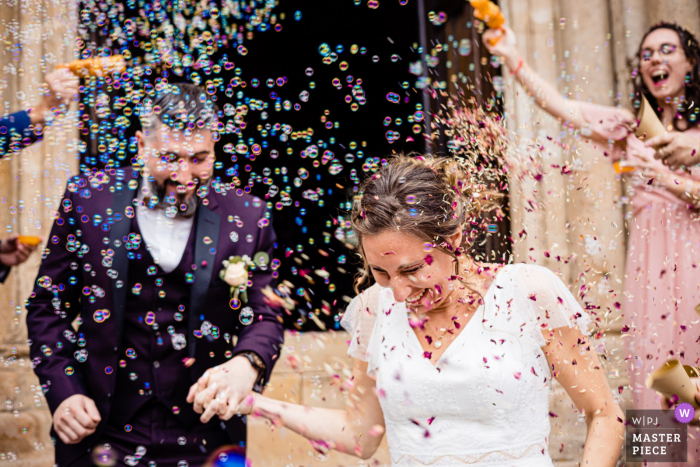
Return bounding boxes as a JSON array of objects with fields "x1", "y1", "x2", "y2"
[
  {"x1": 625, "y1": 410, "x2": 687, "y2": 463},
  {"x1": 675, "y1": 403, "x2": 696, "y2": 424}
]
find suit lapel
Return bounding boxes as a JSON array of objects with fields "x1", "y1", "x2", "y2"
[
  {"x1": 110, "y1": 181, "x2": 138, "y2": 350},
  {"x1": 188, "y1": 200, "x2": 221, "y2": 358}
]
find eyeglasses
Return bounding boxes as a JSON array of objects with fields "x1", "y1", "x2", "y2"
[{"x1": 641, "y1": 44, "x2": 677, "y2": 61}]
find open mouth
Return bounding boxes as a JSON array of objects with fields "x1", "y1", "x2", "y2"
[
  {"x1": 405, "y1": 288, "x2": 428, "y2": 305},
  {"x1": 651, "y1": 69, "x2": 669, "y2": 86}
]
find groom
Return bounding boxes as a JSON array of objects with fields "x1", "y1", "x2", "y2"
[{"x1": 26, "y1": 82, "x2": 284, "y2": 466}]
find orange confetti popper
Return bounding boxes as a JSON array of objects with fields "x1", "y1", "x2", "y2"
[
  {"x1": 613, "y1": 161, "x2": 636, "y2": 174},
  {"x1": 56, "y1": 55, "x2": 126, "y2": 77},
  {"x1": 18, "y1": 235, "x2": 41, "y2": 247},
  {"x1": 469, "y1": 0, "x2": 505, "y2": 45}
]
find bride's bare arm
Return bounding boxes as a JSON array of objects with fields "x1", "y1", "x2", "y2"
[
  {"x1": 542, "y1": 326, "x2": 624, "y2": 466},
  {"x1": 250, "y1": 357, "x2": 386, "y2": 459}
]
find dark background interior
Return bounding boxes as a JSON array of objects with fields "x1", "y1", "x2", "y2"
[{"x1": 79, "y1": 0, "x2": 510, "y2": 331}]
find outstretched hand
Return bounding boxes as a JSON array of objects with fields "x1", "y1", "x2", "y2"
[
  {"x1": 0, "y1": 234, "x2": 40, "y2": 267},
  {"x1": 186, "y1": 355, "x2": 259, "y2": 423},
  {"x1": 483, "y1": 25, "x2": 519, "y2": 66},
  {"x1": 30, "y1": 69, "x2": 80, "y2": 125}
]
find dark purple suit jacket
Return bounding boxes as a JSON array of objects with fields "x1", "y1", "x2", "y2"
[{"x1": 26, "y1": 168, "x2": 284, "y2": 463}]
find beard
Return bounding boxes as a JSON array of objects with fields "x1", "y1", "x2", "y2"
[{"x1": 146, "y1": 178, "x2": 206, "y2": 219}]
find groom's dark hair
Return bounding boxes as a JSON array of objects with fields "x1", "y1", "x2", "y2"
[{"x1": 143, "y1": 82, "x2": 220, "y2": 140}]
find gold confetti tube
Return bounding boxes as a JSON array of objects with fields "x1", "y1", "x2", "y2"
[
  {"x1": 56, "y1": 55, "x2": 126, "y2": 77},
  {"x1": 645, "y1": 359, "x2": 700, "y2": 409}
]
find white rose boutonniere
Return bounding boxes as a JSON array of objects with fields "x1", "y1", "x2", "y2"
[
  {"x1": 219, "y1": 255, "x2": 254, "y2": 303},
  {"x1": 224, "y1": 261, "x2": 248, "y2": 287}
]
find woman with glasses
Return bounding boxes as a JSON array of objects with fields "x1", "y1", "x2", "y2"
[{"x1": 485, "y1": 22, "x2": 700, "y2": 463}]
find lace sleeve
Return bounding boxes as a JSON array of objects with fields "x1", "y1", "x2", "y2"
[
  {"x1": 340, "y1": 283, "x2": 382, "y2": 376},
  {"x1": 511, "y1": 264, "x2": 593, "y2": 347}
]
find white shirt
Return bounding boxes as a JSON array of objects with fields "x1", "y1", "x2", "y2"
[{"x1": 136, "y1": 185, "x2": 195, "y2": 274}]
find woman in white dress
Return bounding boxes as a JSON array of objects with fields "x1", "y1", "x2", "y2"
[{"x1": 203, "y1": 154, "x2": 624, "y2": 465}]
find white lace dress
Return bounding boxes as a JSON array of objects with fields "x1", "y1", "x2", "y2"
[{"x1": 340, "y1": 264, "x2": 593, "y2": 466}]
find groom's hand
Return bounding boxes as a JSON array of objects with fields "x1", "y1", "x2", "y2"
[
  {"x1": 186, "y1": 355, "x2": 258, "y2": 423},
  {"x1": 53, "y1": 394, "x2": 101, "y2": 444}
]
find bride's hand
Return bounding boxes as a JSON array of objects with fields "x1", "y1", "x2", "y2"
[{"x1": 237, "y1": 392, "x2": 257, "y2": 416}]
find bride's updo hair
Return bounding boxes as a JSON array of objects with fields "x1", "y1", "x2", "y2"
[{"x1": 351, "y1": 153, "x2": 493, "y2": 292}]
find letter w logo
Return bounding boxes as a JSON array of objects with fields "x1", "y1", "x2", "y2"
[{"x1": 680, "y1": 408, "x2": 691, "y2": 418}]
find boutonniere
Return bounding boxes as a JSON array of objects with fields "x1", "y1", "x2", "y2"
[{"x1": 220, "y1": 255, "x2": 254, "y2": 303}]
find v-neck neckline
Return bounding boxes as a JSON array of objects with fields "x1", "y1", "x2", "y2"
[{"x1": 402, "y1": 265, "x2": 510, "y2": 368}]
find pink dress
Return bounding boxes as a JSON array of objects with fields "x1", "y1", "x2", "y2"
[{"x1": 580, "y1": 102, "x2": 700, "y2": 464}]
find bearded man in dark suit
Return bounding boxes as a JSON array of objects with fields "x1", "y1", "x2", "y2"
[{"x1": 26, "y1": 82, "x2": 284, "y2": 466}]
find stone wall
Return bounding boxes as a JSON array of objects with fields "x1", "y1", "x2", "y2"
[{"x1": 0, "y1": 0, "x2": 80, "y2": 464}]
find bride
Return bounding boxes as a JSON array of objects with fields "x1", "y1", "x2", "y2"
[{"x1": 190, "y1": 154, "x2": 624, "y2": 466}]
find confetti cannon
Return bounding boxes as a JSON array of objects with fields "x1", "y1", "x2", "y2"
[
  {"x1": 18, "y1": 235, "x2": 41, "y2": 247},
  {"x1": 469, "y1": 0, "x2": 505, "y2": 45},
  {"x1": 614, "y1": 96, "x2": 667, "y2": 174},
  {"x1": 646, "y1": 359, "x2": 700, "y2": 409},
  {"x1": 634, "y1": 95, "x2": 666, "y2": 148},
  {"x1": 56, "y1": 55, "x2": 126, "y2": 77}
]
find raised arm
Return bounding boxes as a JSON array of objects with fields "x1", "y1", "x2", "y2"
[
  {"x1": 248, "y1": 357, "x2": 386, "y2": 459},
  {"x1": 483, "y1": 26, "x2": 635, "y2": 141},
  {"x1": 0, "y1": 69, "x2": 78, "y2": 159}
]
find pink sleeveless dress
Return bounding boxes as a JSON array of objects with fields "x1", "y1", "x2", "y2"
[{"x1": 580, "y1": 102, "x2": 700, "y2": 464}]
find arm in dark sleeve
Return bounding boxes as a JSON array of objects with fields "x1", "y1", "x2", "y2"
[
  {"x1": 0, "y1": 267, "x2": 9, "y2": 283},
  {"x1": 0, "y1": 240, "x2": 9, "y2": 283},
  {"x1": 231, "y1": 207, "x2": 283, "y2": 387},
  {"x1": 0, "y1": 110, "x2": 42, "y2": 159},
  {"x1": 26, "y1": 183, "x2": 87, "y2": 414}
]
